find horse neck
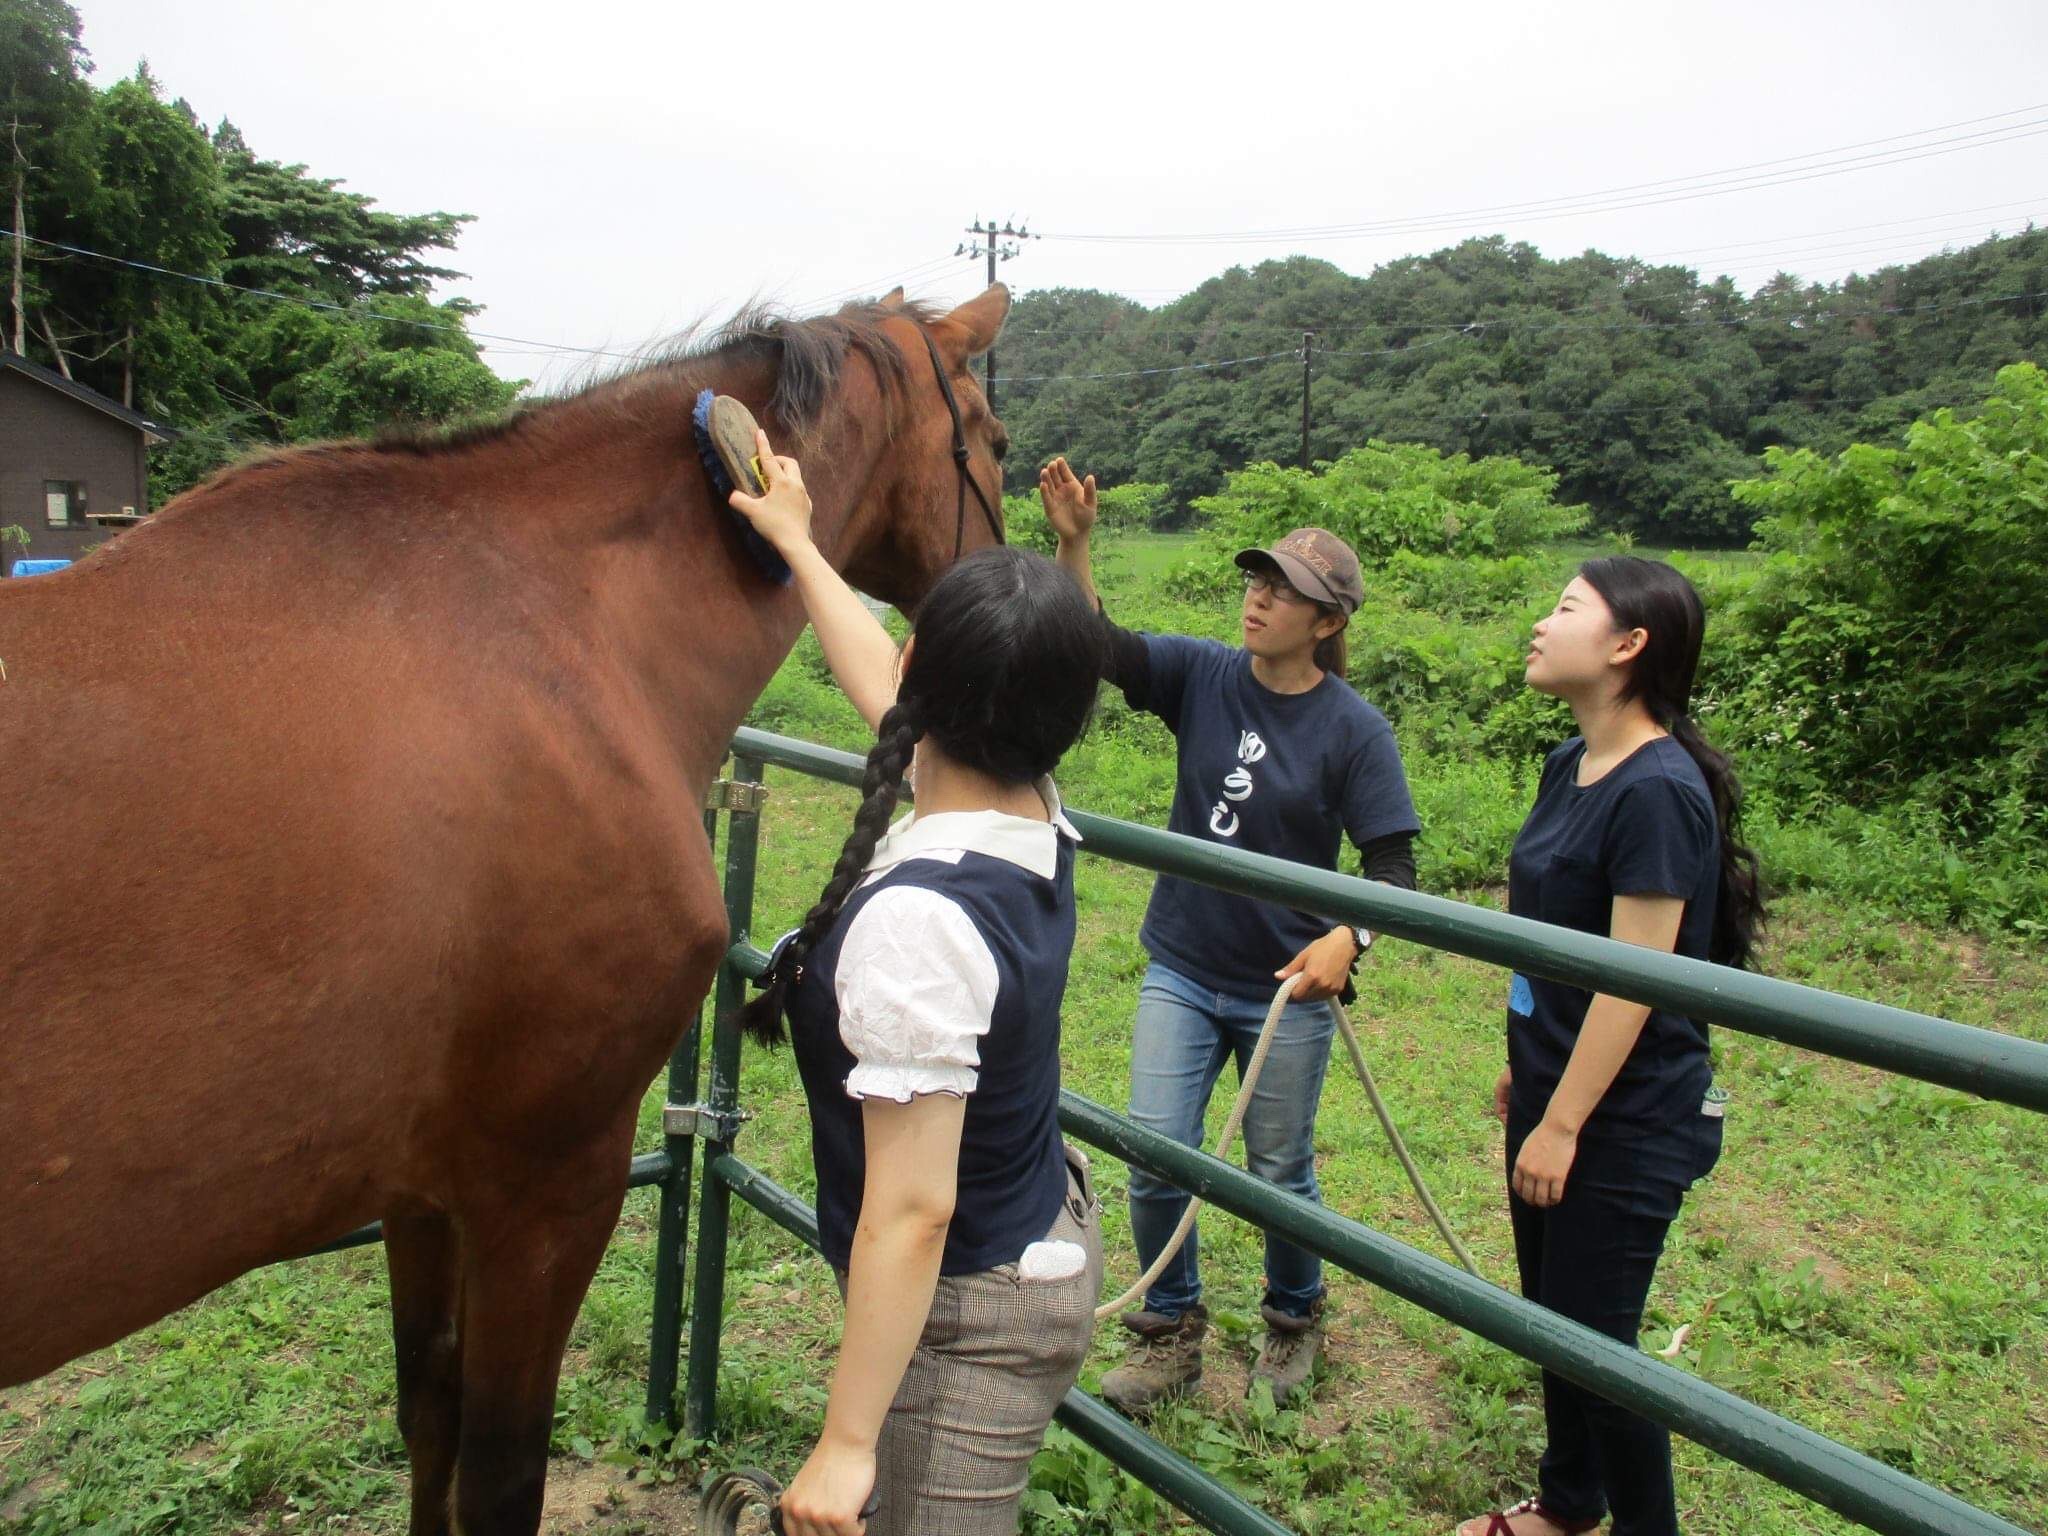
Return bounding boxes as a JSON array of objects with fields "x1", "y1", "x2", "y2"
[{"x1": 507, "y1": 357, "x2": 895, "y2": 789}]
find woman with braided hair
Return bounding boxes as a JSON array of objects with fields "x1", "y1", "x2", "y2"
[{"x1": 726, "y1": 432, "x2": 1108, "y2": 1536}]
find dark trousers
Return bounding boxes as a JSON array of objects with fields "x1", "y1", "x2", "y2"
[{"x1": 1505, "y1": 1108, "x2": 1722, "y2": 1536}]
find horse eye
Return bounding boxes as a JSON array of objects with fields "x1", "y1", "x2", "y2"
[{"x1": 991, "y1": 430, "x2": 1010, "y2": 463}]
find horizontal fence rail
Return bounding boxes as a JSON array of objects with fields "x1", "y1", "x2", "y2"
[
  {"x1": 295, "y1": 1151, "x2": 674, "y2": 1262},
  {"x1": 657, "y1": 733, "x2": 2043, "y2": 1536},
  {"x1": 730, "y1": 727, "x2": 2048, "y2": 1114},
  {"x1": 1058, "y1": 1092, "x2": 2028, "y2": 1536},
  {"x1": 695, "y1": 950, "x2": 2033, "y2": 1536}
]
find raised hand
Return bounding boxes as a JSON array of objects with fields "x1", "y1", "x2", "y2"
[{"x1": 1038, "y1": 456, "x2": 1099, "y2": 545}]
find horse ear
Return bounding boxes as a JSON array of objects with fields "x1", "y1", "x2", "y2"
[
  {"x1": 878, "y1": 286, "x2": 906, "y2": 307},
  {"x1": 931, "y1": 283, "x2": 1010, "y2": 367}
]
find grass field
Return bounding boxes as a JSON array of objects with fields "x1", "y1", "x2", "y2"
[{"x1": 5, "y1": 535, "x2": 2044, "y2": 1536}]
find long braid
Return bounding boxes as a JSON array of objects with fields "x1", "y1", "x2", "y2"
[{"x1": 739, "y1": 700, "x2": 925, "y2": 1046}]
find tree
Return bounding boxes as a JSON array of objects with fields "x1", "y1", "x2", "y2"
[
  {"x1": 0, "y1": 0, "x2": 94, "y2": 360},
  {"x1": 213, "y1": 121, "x2": 472, "y2": 301},
  {"x1": 39, "y1": 66, "x2": 224, "y2": 405}
]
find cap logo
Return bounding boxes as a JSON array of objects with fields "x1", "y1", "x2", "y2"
[{"x1": 1280, "y1": 536, "x2": 1334, "y2": 578}]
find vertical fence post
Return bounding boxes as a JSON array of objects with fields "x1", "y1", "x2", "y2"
[
  {"x1": 643, "y1": 798, "x2": 722, "y2": 1426},
  {"x1": 684, "y1": 755, "x2": 765, "y2": 1440}
]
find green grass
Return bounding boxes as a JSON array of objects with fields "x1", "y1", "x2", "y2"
[{"x1": 5, "y1": 533, "x2": 2045, "y2": 1536}]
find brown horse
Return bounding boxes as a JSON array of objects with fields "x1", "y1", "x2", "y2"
[{"x1": 0, "y1": 285, "x2": 1011, "y2": 1534}]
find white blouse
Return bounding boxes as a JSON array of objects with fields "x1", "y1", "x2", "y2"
[{"x1": 832, "y1": 778, "x2": 1079, "y2": 1102}]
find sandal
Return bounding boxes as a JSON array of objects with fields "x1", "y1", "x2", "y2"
[{"x1": 1458, "y1": 1495, "x2": 1602, "y2": 1535}]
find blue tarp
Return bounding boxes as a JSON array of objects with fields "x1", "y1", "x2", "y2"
[{"x1": 9, "y1": 559, "x2": 71, "y2": 577}]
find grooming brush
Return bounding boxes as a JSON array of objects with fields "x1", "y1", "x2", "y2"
[{"x1": 692, "y1": 388, "x2": 793, "y2": 584}]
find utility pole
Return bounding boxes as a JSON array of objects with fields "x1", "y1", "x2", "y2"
[
  {"x1": 1299, "y1": 331, "x2": 1316, "y2": 470},
  {"x1": 957, "y1": 217, "x2": 1034, "y2": 414},
  {"x1": 10, "y1": 118, "x2": 28, "y2": 358}
]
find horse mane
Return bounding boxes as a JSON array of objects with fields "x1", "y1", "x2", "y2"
[
  {"x1": 370, "y1": 296, "x2": 940, "y2": 457},
  {"x1": 185, "y1": 297, "x2": 942, "y2": 499}
]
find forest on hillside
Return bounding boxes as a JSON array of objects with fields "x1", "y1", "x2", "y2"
[{"x1": 992, "y1": 233, "x2": 2048, "y2": 539}]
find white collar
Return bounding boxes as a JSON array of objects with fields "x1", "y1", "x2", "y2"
[{"x1": 865, "y1": 777, "x2": 1080, "y2": 881}]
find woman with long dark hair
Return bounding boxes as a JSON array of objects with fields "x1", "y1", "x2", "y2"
[
  {"x1": 1461, "y1": 556, "x2": 1765, "y2": 1536},
  {"x1": 726, "y1": 435, "x2": 1108, "y2": 1536},
  {"x1": 1040, "y1": 458, "x2": 1420, "y2": 1411}
]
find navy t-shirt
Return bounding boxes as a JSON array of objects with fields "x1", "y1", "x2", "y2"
[
  {"x1": 1507, "y1": 736, "x2": 1719, "y2": 1138},
  {"x1": 1125, "y1": 635, "x2": 1419, "y2": 998}
]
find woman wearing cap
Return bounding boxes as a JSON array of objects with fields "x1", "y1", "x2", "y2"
[{"x1": 1040, "y1": 457, "x2": 1419, "y2": 1412}]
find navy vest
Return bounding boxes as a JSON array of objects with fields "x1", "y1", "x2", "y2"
[{"x1": 788, "y1": 838, "x2": 1075, "y2": 1275}]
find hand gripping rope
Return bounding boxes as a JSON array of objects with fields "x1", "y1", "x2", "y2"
[
  {"x1": 1094, "y1": 971, "x2": 1480, "y2": 1322},
  {"x1": 700, "y1": 1466, "x2": 879, "y2": 1535}
]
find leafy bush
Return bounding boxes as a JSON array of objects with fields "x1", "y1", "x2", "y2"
[
  {"x1": 1724, "y1": 363, "x2": 2048, "y2": 830},
  {"x1": 1174, "y1": 441, "x2": 1590, "y2": 597},
  {"x1": 1002, "y1": 481, "x2": 1174, "y2": 558},
  {"x1": 1002, "y1": 491, "x2": 1056, "y2": 556}
]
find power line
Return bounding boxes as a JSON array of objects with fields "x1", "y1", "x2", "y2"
[
  {"x1": 793, "y1": 252, "x2": 963, "y2": 309},
  {"x1": 1039, "y1": 108, "x2": 2048, "y2": 248},
  {"x1": 1082, "y1": 106, "x2": 2048, "y2": 243},
  {"x1": 1003, "y1": 348, "x2": 1301, "y2": 384},
  {"x1": 4, "y1": 227, "x2": 645, "y2": 360},
  {"x1": 15, "y1": 222, "x2": 2042, "y2": 398}
]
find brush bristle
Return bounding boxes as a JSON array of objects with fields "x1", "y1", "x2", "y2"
[{"x1": 692, "y1": 388, "x2": 792, "y2": 585}]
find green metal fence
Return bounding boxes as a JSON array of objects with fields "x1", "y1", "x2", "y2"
[{"x1": 639, "y1": 727, "x2": 2048, "y2": 1536}]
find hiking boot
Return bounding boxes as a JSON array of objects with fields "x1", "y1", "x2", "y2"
[
  {"x1": 1250, "y1": 1296, "x2": 1325, "y2": 1404},
  {"x1": 1100, "y1": 1305, "x2": 1207, "y2": 1415}
]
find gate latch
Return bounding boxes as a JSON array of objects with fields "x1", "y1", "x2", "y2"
[
  {"x1": 703, "y1": 779, "x2": 770, "y2": 814},
  {"x1": 664, "y1": 1101, "x2": 753, "y2": 1143}
]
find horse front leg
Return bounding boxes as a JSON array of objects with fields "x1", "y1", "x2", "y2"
[
  {"x1": 386, "y1": 1203, "x2": 465, "y2": 1536},
  {"x1": 447, "y1": 1153, "x2": 630, "y2": 1536}
]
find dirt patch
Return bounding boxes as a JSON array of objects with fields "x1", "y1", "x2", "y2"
[
  {"x1": 540, "y1": 1458, "x2": 700, "y2": 1531},
  {"x1": 1315, "y1": 1291, "x2": 1455, "y2": 1437},
  {"x1": 1158, "y1": 1284, "x2": 1454, "y2": 1439},
  {"x1": 0, "y1": 1359, "x2": 107, "y2": 1426},
  {"x1": 541, "y1": 1458, "x2": 699, "y2": 1535},
  {"x1": 0, "y1": 1473, "x2": 64, "y2": 1523}
]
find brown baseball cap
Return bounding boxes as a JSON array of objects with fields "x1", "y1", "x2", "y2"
[{"x1": 1234, "y1": 527, "x2": 1364, "y2": 614}]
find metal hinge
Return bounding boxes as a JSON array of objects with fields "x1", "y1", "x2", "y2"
[
  {"x1": 664, "y1": 1102, "x2": 753, "y2": 1142},
  {"x1": 703, "y1": 779, "x2": 770, "y2": 814}
]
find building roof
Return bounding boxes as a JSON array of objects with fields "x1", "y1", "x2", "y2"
[{"x1": 0, "y1": 351, "x2": 176, "y2": 442}]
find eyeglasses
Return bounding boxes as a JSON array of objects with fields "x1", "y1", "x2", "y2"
[{"x1": 1244, "y1": 571, "x2": 1319, "y2": 606}]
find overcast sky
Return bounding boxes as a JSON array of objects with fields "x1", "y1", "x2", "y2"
[{"x1": 78, "y1": 0, "x2": 2048, "y2": 390}]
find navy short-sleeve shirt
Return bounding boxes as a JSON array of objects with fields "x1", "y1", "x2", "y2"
[
  {"x1": 1507, "y1": 735, "x2": 1719, "y2": 1138},
  {"x1": 1128, "y1": 635, "x2": 1418, "y2": 997}
]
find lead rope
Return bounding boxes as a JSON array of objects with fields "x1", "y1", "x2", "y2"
[{"x1": 1094, "y1": 972, "x2": 1479, "y2": 1324}]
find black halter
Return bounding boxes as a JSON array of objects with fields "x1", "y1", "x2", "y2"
[{"x1": 919, "y1": 327, "x2": 1006, "y2": 561}]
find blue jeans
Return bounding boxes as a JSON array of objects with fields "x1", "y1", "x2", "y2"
[{"x1": 1125, "y1": 960, "x2": 1337, "y2": 1319}]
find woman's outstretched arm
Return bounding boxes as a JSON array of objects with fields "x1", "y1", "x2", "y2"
[{"x1": 729, "y1": 429, "x2": 900, "y2": 733}]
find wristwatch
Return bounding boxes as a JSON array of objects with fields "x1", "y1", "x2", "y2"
[{"x1": 1353, "y1": 927, "x2": 1373, "y2": 954}]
